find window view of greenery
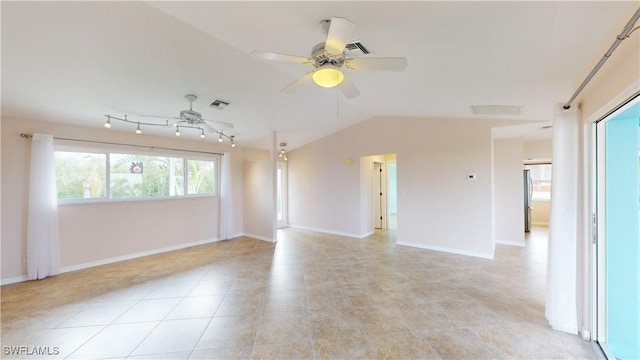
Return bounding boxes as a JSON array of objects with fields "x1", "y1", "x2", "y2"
[
  {"x1": 55, "y1": 152, "x2": 106, "y2": 199},
  {"x1": 188, "y1": 159, "x2": 216, "y2": 195},
  {"x1": 110, "y1": 154, "x2": 184, "y2": 198},
  {"x1": 55, "y1": 150, "x2": 217, "y2": 201}
]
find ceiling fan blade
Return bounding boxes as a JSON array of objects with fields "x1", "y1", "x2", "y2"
[
  {"x1": 324, "y1": 17, "x2": 355, "y2": 56},
  {"x1": 204, "y1": 123, "x2": 219, "y2": 133},
  {"x1": 202, "y1": 119, "x2": 234, "y2": 129},
  {"x1": 281, "y1": 71, "x2": 314, "y2": 94},
  {"x1": 137, "y1": 114, "x2": 181, "y2": 120},
  {"x1": 344, "y1": 57, "x2": 408, "y2": 71},
  {"x1": 251, "y1": 50, "x2": 311, "y2": 64},
  {"x1": 337, "y1": 75, "x2": 360, "y2": 99}
]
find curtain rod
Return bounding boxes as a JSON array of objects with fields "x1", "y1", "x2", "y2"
[
  {"x1": 19, "y1": 133, "x2": 224, "y2": 156},
  {"x1": 562, "y1": 7, "x2": 640, "y2": 110}
]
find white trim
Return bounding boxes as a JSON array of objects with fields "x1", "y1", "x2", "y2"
[
  {"x1": 580, "y1": 327, "x2": 591, "y2": 341},
  {"x1": 242, "y1": 233, "x2": 275, "y2": 243},
  {"x1": 289, "y1": 224, "x2": 372, "y2": 239},
  {"x1": 61, "y1": 237, "x2": 220, "y2": 274},
  {"x1": 397, "y1": 240, "x2": 495, "y2": 260},
  {"x1": 1, "y1": 275, "x2": 29, "y2": 286},
  {"x1": 496, "y1": 239, "x2": 526, "y2": 247},
  {"x1": 584, "y1": 80, "x2": 640, "y2": 124},
  {"x1": 2, "y1": 238, "x2": 222, "y2": 285},
  {"x1": 531, "y1": 221, "x2": 549, "y2": 226}
]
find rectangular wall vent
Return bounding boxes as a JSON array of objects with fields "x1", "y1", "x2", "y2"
[
  {"x1": 470, "y1": 105, "x2": 521, "y2": 115},
  {"x1": 210, "y1": 99, "x2": 230, "y2": 110},
  {"x1": 344, "y1": 41, "x2": 371, "y2": 57}
]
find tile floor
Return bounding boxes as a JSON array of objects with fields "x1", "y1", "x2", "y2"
[{"x1": 1, "y1": 227, "x2": 598, "y2": 359}]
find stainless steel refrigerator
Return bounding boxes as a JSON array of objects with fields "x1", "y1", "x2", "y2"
[{"x1": 523, "y1": 169, "x2": 532, "y2": 232}]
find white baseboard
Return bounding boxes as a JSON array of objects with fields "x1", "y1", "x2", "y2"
[
  {"x1": 289, "y1": 224, "x2": 372, "y2": 239},
  {"x1": 1, "y1": 275, "x2": 29, "y2": 286},
  {"x1": 241, "y1": 233, "x2": 275, "y2": 243},
  {"x1": 60, "y1": 237, "x2": 221, "y2": 274},
  {"x1": 580, "y1": 327, "x2": 591, "y2": 341},
  {"x1": 397, "y1": 240, "x2": 494, "y2": 260},
  {"x1": 2, "y1": 238, "x2": 222, "y2": 285},
  {"x1": 532, "y1": 222, "x2": 549, "y2": 226},
  {"x1": 496, "y1": 239, "x2": 526, "y2": 247}
]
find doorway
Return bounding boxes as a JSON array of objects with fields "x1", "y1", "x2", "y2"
[
  {"x1": 373, "y1": 162, "x2": 385, "y2": 229},
  {"x1": 276, "y1": 162, "x2": 287, "y2": 229},
  {"x1": 593, "y1": 93, "x2": 639, "y2": 359}
]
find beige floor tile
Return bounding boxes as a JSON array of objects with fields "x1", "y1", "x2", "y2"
[
  {"x1": 130, "y1": 351, "x2": 191, "y2": 359},
  {"x1": 194, "y1": 315, "x2": 258, "y2": 350},
  {"x1": 56, "y1": 301, "x2": 136, "y2": 327},
  {"x1": 165, "y1": 295, "x2": 224, "y2": 319},
  {"x1": 214, "y1": 293, "x2": 265, "y2": 316},
  {"x1": 264, "y1": 289, "x2": 307, "y2": 312},
  {"x1": 188, "y1": 347, "x2": 253, "y2": 359},
  {"x1": 130, "y1": 318, "x2": 210, "y2": 356},
  {"x1": 1, "y1": 228, "x2": 597, "y2": 360},
  {"x1": 30, "y1": 326, "x2": 105, "y2": 359},
  {"x1": 252, "y1": 340, "x2": 314, "y2": 359},
  {"x1": 255, "y1": 310, "x2": 312, "y2": 345},
  {"x1": 68, "y1": 322, "x2": 158, "y2": 359},
  {"x1": 187, "y1": 280, "x2": 233, "y2": 297},
  {"x1": 417, "y1": 328, "x2": 509, "y2": 359},
  {"x1": 114, "y1": 298, "x2": 182, "y2": 324}
]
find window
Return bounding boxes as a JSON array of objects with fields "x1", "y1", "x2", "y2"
[
  {"x1": 54, "y1": 151, "x2": 106, "y2": 199},
  {"x1": 110, "y1": 154, "x2": 184, "y2": 198},
  {"x1": 54, "y1": 149, "x2": 217, "y2": 202},
  {"x1": 525, "y1": 164, "x2": 552, "y2": 201},
  {"x1": 187, "y1": 159, "x2": 216, "y2": 195}
]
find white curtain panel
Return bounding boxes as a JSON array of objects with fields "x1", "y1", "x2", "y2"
[
  {"x1": 219, "y1": 152, "x2": 233, "y2": 240},
  {"x1": 27, "y1": 133, "x2": 60, "y2": 280},
  {"x1": 546, "y1": 105, "x2": 579, "y2": 334}
]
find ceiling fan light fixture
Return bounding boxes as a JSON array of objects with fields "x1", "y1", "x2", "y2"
[
  {"x1": 312, "y1": 66, "x2": 344, "y2": 88},
  {"x1": 175, "y1": 127, "x2": 181, "y2": 137}
]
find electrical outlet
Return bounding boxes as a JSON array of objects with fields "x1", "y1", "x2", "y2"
[{"x1": 22, "y1": 255, "x2": 27, "y2": 263}]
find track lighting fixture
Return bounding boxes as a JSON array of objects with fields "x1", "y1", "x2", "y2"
[
  {"x1": 278, "y1": 142, "x2": 288, "y2": 161},
  {"x1": 103, "y1": 114, "x2": 237, "y2": 147}
]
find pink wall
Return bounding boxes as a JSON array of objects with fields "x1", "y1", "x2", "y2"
[
  {"x1": 493, "y1": 138, "x2": 525, "y2": 246},
  {"x1": 242, "y1": 158, "x2": 274, "y2": 242},
  {"x1": 289, "y1": 116, "x2": 504, "y2": 258},
  {"x1": 1, "y1": 116, "x2": 245, "y2": 283}
]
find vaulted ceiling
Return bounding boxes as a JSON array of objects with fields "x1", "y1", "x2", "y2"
[{"x1": 1, "y1": 1, "x2": 635, "y2": 149}]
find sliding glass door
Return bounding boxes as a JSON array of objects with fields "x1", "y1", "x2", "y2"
[{"x1": 594, "y1": 94, "x2": 640, "y2": 359}]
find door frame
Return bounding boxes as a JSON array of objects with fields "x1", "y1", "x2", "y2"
[
  {"x1": 276, "y1": 161, "x2": 288, "y2": 229},
  {"x1": 591, "y1": 91, "x2": 639, "y2": 358},
  {"x1": 373, "y1": 161, "x2": 387, "y2": 229}
]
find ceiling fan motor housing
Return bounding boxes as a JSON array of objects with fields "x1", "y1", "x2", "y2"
[
  {"x1": 311, "y1": 42, "x2": 344, "y2": 68},
  {"x1": 180, "y1": 109, "x2": 202, "y2": 123}
]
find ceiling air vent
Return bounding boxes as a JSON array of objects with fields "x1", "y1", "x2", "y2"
[
  {"x1": 470, "y1": 105, "x2": 521, "y2": 116},
  {"x1": 209, "y1": 99, "x2": 230, "y2": 110},
  {"x1": 344, "y1": 41, "x2": 371, "y2": 57}
]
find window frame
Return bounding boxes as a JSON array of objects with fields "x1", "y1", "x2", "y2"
[{"x1": 55, "y1": 144, "x2": 219, "y2": 205}]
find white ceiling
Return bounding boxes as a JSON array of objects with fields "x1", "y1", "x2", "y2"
[{"x1": 1, "y1": 1, "x2": 635, "y2": 149}]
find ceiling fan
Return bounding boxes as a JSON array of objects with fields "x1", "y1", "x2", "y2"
[
  {"x1": 251, "y1": 16, "x2": 408, "y2": 99},
  {"x1": 139, "y1": 94, "x2": 234, "y2": 132}
]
